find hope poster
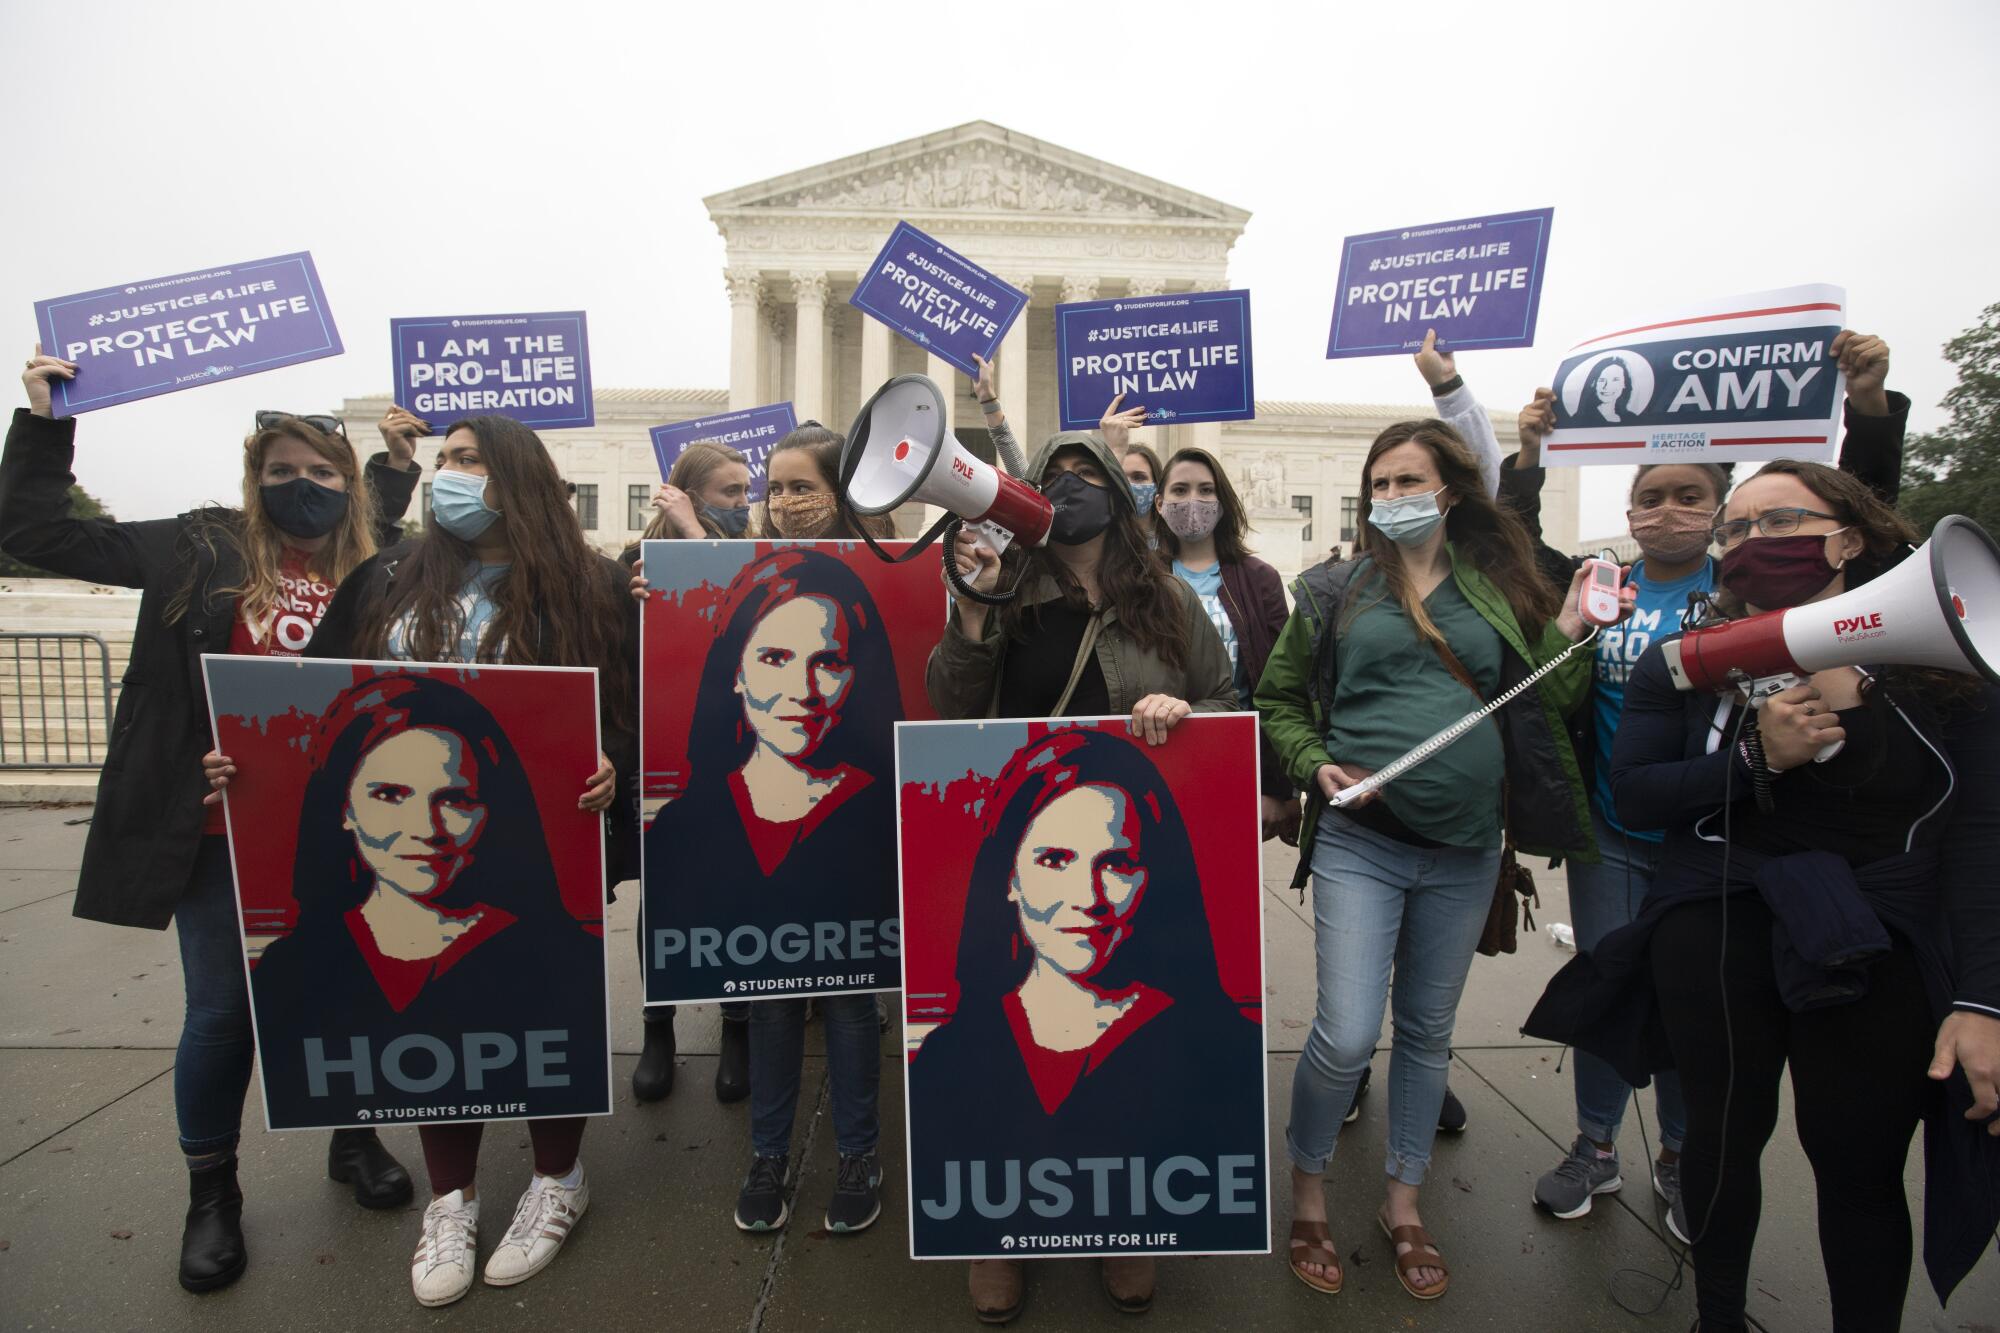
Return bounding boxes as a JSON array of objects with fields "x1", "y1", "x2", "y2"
[
  {"x1": 897, "y1": 715, "x2": 1269, "y2": 1260},
  {"x1": 1055, "y1": 290, "x2": 1254, "y2": 431},
  {"x1": 203, "y1": 657, "x2": 612, "y2": 1130},
  {"x1": 1541, "y1": 284, "x2": 1847, "y2": 467},
  {"x1": 34, "y1": 252, "x2": 343, "y2": 415},
  {"x1": 639, "y1": 540, "x2": 945, "y2": 1006},
  {"x1": 391, "y1": 311, "x2": 594, "y2": 431},
  {"x1": 1326, "y1": 208, "x2": 1553, "y2": 359}
]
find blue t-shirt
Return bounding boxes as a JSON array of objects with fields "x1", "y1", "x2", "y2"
[
  {"x1": 386, "y1": 562, "x2": 512, "y2": 662},
  {"x1": 1172, "y1": 560, "x2": 1246, "y2": 699},
  {"x1": 1592, "y1": 557, "x2": 1715, "y2": 838}
]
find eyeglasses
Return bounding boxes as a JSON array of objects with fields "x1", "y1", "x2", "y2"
[
  {"x1": 254, "y1": 411, "x2": 347, "y2": 439},
  {"x1": 1710, "y1": 507, "x2": 1841, "y2": 549}
]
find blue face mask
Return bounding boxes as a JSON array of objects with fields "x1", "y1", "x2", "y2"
[
  {"x1": 430, "y1": 469, "x2": 501, "y2": 541},
  {"x1": 1366, "y1": 485, "x2": 1448, "y2": 546},
  {"x1": 701, "y1": 502, "x2": 751, "y2": 538},
  {"x1": 1129, "y1": 481, "x2": 1157, "y2": 516}
]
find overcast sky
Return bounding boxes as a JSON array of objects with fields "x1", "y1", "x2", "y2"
[{"x1": 4, "y1": 1, "x2": 1996, "y2": 539}]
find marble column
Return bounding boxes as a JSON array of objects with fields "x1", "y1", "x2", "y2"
[
  {"x1": 763, "y1": 305, "x2": 787, "y2": 407},
  {"x1": 790, "y1": 271, "x2": 830, "y2": 423},
  {"x1": 858, "y1": 311, "x2": 892, "y2": 419},
  {"x1": 1185, "y1": 277, "x2": 1228, "y2": 455},
  {"x1": 997, "y1": 274, "x2": 1035, "y2": 466},
  {"x1": 1060, "y1": 277, "x2": 1102, "y2": 441},
  {"x1": 725, "y1": 267, "x2": 763, "y2": 411}
]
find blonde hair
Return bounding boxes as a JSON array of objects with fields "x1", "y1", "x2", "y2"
[
  {"x1": 646, "y1": 441, "x2": 750, "y2": 539},
  {"x1": 184, "y1": 418, "x2": 378, "y2": 624}
]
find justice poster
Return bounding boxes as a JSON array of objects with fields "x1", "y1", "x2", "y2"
[
  {"x1": 202, "y1": 658, "x2": 613, "y2": 1130},
  {"x1": 897, "y1": 714, "x2": 1270, "y2": 1260},
  {"x1": 640, "y1": 539, "x2": 945, "y2": 1005}
]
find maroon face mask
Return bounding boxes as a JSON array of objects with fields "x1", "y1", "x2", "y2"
[{"x1": 1717, "y1": 532, "x2": 1847, "y2": 609}]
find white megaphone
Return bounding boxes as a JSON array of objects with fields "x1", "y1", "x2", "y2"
[
  {"x1": 1661, "y1": 516, "x2": 2000, "y2": 758},
  {"x1": 840, "y1": 374, "x2": 1054, "y2": 549}
]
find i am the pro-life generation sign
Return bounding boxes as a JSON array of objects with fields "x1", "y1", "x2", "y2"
[{"x1": 391, "y1": 312, "x2": 594, "y2": 431}]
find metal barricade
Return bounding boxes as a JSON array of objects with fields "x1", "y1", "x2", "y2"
[{"x1": 0, "y1": 633, "x2": 116, "y2": 769}]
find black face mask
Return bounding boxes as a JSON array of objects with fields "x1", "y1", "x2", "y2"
[
  {"x1": 259, "y1": 477, "x2": 350, "y2": 539},
  {"x1": 1043, "y1": 471, "x2": 1115, "y2": 546}
]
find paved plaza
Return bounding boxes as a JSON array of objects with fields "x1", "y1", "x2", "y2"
[{"x1": 2, "y1": 801, "x2": 1993, "y2": 1331}]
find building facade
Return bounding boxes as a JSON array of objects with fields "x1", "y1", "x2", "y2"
[{"x1": 342, "y1": 121, "x2": 1578, "y2": 577}]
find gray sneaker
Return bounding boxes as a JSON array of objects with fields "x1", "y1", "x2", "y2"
[
  {"x1": 1654, "y1": 1158, "x2": 1690, "y2": 1245},
  {"x1": 1534, "y1": 1135, "x2": 1623, "y2": 1219}
]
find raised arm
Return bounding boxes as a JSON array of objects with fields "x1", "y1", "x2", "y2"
[
  {"x1": 1416, "y1": 329, "x2": 1501, "y2": 499},
  {"x1": 1829, "y1": 330, "x2": 1907, "y2": 505}
]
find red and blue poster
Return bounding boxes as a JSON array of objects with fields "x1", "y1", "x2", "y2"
[
  {"x1": 640, "y1": 539, "x2": 945, "y2": 1006},
  {"x1": 896, "y1": 714, "x2": 1270, "y2": 1260},
  {"x1": 202, "y1": 657, "x2": 612, "y2": 1130}
]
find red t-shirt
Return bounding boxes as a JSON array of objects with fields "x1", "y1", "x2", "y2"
[{"x1": 205, "y1": 547, "x2": 340, "y2": 834}]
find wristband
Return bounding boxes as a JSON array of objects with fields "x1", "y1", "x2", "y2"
[
  {"x1": 1429, "y1": 374, "x2": 1464, "y2": 397},
  {"x1": 979, "y1": 398, "x2": 1002, "y2": 416}
]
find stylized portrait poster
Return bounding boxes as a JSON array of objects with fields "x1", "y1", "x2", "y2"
[
  {"x1": 202, "y1": 658, "x2": 612, "y2": 1131},
  {"x1": 897, "y1": 715, "x2": 1270, "y2": 1260},
  {"x1": 640, "y1": 540, "x2": 945, "y2": 1005},
  {"x1": 1541, "y1": 283, "x2": 1847, "y2": 467}
]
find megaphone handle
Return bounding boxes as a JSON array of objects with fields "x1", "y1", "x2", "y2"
[
  {"x1": 1746, "y1": 673, "x2": 1845, "y2": 763},
  {"x1": 941, "y1": 515, "x2": 1027, "y2": 606},
  {"x1": 1812, "y1": 737, "x2": 1846, "y2": 764}
]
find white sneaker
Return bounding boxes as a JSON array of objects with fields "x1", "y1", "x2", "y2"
[
  {"x1": 411, "y1": 1190, "x2": 479, "y2": 1307},
  {"x1": 483, "y1": 1167, "x2": 589, "y2": 1287}
]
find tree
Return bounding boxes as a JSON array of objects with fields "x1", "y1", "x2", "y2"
[
  {"x1": 1899, "y1": 302, "x2": 2000, "y2": 537},
  {"x1": 0, "y1": 485, "x2": 113, "y2": 578}
]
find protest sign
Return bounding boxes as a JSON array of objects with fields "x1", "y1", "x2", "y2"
[
  {"x1": 849, "y1": 222, "x2": 1027, "y2": 377},
  {"x1": 640, "y1": 540, "x2": 944, "y2": 1006},
  {"x1": 1541, "y1": 284, "x2": 1847, "y2": 467},
  {"x1": 391, "y1": 311, "x2": 594, "y2": 431},
  {"x1": 1055, "y1": 290, "x2": 1254, "y2": 431},
  {"x1": 203, "y1": 657, "x2": 612, "y2": 1130},
  {"x1": 649, "y1": 403, "x2": 798, "y2": 496},
  {"x1": 1325, "y1": 208, "x2": 1554, "y2": 359},
  {"x1": 34, "y1": 252, "x2": 342, "y2": 415},
  {"x1": 897, "y1": 714, "x2": 1269, "y2": 1260}
]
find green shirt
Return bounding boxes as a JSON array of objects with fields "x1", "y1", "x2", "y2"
[{"x1": 1327, "y1": 568, "x2": 1504, "y2": 848}]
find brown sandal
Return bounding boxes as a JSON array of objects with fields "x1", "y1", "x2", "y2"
[
  {"x1": 1378, "y1": 1215, "x2": 1449, "y2": 1300},
  {"x1": 1287, "y1": 1219, "x2": 1343, "y2": 1294}
]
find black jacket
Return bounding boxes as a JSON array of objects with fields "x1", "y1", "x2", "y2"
[
  {"x1": 0, "y1": 409, "x2": 417, "y2": 929},
  {"x1": 1497, "y1": 391, "x2": 1911, "y2": 827},
  {"x1": 304, "y1": 541, "x2": 641, "y2": 895}
]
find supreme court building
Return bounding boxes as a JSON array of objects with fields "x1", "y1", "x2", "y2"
[{"x1": 341, "y1": 121, "x2": 1578, "y2": 578}]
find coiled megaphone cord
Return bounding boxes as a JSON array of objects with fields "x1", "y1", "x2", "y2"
[{"x1": 940, "y1": 514, "x2": 1029, "y2": 606}]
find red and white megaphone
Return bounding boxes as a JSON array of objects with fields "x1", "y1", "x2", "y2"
[
  {"x1": 840, "y1": 374, "x2": 1053, "y2": 548},
  {"x1": 839, "y1": 374, "x2": 1054, "y2": 603},
  {"x1": 1662, "y1": 515, "x2": 2000, "y2": 703}
]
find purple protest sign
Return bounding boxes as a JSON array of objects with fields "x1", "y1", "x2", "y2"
[
  {"x1": 649, "y1": 403, "x2": 797, "y2": 497},
  {"x1": 391, "y1": 312, "x2": 593, "y2": 431},
  {"x1": 1056, "y1": 290, "x2": 1254, "y2": 431},
  {"x1": 34, "y1": 252, "x2": 342, "y2": 416},
  {"x1": 849, "y1": 222, "x2": 1026, "y2": 377},
  {"x1": 1325, "y1": 208, "x2": 1554, "y2": 359}
]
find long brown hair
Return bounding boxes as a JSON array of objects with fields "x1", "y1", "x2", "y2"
[
  {"x1": 1351, "y1": 420, "x2": 1559, "y2": 646},
  {"x1": 166, "y1": 418, "x2": 378, "y2": 625},
  {"x1": 997, "y1": 441, "x2": 1191, "y2": 672},
  {"x1": 1156, "y1": 447, "x2": 1253, "y2": 565},
  {"x1": 643, "y1": 441, "x2": 748, "y2": 540},
  {"x1": 761, "y1": 423, "x2": 894, "y2": 540},
  {"x1": 356, "y1": 415, "x2": 633, "y2": 726}
]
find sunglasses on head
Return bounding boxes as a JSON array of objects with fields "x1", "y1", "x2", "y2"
[{"x1": 255, "y1": 411, "x2": 347, "y2": 439}]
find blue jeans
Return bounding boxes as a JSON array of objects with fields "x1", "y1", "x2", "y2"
[
  {"x1": 1287, "y1": 810, "x2": 1501, "y2": 1186},
  {"x1": 173, "y1": 836, "x2": 256, "y2": 1158},
  {"x1": 1565, "y1": 810, "x2": 1687, "y2": 1153},
  {"x1": 748, "y1": 994, "x2": 880, "y2": 1159}
]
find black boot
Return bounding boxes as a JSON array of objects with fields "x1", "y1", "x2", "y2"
[
  {"x1": 633, "y1": 1014, "x2": 678, "y2": 1102},
  {"x1": 327, "y1": 1128, "x2": 413, "y2": 1209},
  {"x1": 715, "y1": 1014, "x2": 750, "y2": 1104},
  {"x1": 178, "y1": 1157, "x2": 246, "y2": 1293}
]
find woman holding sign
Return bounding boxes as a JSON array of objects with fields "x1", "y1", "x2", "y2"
[
  {"x1": 0, "y1": 349, "x2": 421, "y2": 1294},
  {"x1": 932, "y1": 427, "x2": 1236, "y2": 1320},
  {"x1": 1254, "y1": 416, "x2": 1613, "y2": 1302},
  {"x1": 210, "y1": 413, "x2": 632, "y2": 1307}
]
